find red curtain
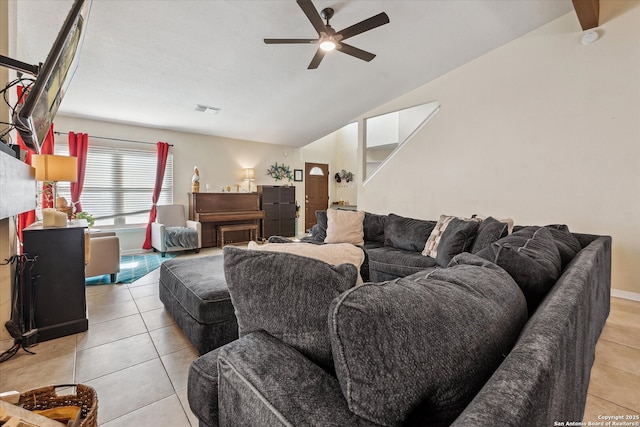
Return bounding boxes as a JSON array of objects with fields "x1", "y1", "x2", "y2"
[
  {"x1": 142, "y1": 142, "x2": 170, "y2": 249},
  {"x1": 68, "y1": 132, "x2": 89, "y2": 213},
  {"x1": 16, "y1": 86, "x2": 56, "y2": 248}
]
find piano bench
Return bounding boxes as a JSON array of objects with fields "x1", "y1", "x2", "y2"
[{"x1": 217, "y1": 224, "x2": 259, "y2": 247}]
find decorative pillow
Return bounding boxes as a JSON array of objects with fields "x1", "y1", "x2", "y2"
[
  {"x1": 476, "y1": 226, "x2": 562, "y2": 314},
  {"x1": 363, "y1": 212, "x2": 387, "y2": 243},
  {"x1": 473, "y1": 215, "x2": 514, "y2": 235},
  {"x1": 384, "y1": 213, "x2": 436, "y2": 252},
  {"x1": 544, "y1": 224, "x2": 582, "y2": 267},
  {"x1": 422, "y1": 215, "x2": 455, "y2": 257},
  {"x1": 223, "y1": 246, "x2": 358, "y2": 370},
  {"x1": 329, "y1": 252, "x2": 527, "y2": 426},
  {"x1": 434, "y1": 218, "x2": 481, "y2": 267},
  {"x1": 422, "y1": 215, "x2": 479, "y2": 258},
  {"x1": 471, "y1": 216, "x2": 509, "y2": 254},
  {"x1": 324, "y1": 209, "x2": 365, "y2": 246},
  {"x1": 248, "y1": 241, "x2": 365, "y2": 284}
]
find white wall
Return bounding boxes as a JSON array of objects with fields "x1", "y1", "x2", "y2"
[
  {"x1": 357, "y1": 2, "x2": 640, "y2": 294},
  {"x1": 300, "y1": 122, "x2": 359, "y2": 210},
  {"x1": 54, "y1": 116, "x2": 309, "y2": 248}
]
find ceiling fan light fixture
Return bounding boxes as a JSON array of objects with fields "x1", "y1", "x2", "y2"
[{"x1": 319, "y1": 38, "x2": 336, "y2": 51}]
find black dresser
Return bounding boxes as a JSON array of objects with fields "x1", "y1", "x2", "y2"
[
  {"x1": 22, "y1": 222, "x2": 88, "y2": 342},
  {"x1": 258, "y1": 185, "x2": 296, "y2": 238}
]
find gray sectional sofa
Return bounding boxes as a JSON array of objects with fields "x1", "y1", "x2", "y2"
[{"x1": 187, "y1": 212, "x2": 611, "y2": 427}]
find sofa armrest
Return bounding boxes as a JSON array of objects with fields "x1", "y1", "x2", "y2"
[
  {"x1": 151, "y1": 222, "x2": 166, "y2": 251},
  {"x1": 218, "y1": 331, "x2": 381, "y2": 427}
]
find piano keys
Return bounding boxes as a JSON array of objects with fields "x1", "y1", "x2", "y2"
[{"x1": 188, "y1": 192, "x2": 265, "y2": 248}]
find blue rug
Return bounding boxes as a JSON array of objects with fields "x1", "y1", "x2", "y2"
[{"x1": 86, "y1": 253, "x2": 178, "y2": 285}]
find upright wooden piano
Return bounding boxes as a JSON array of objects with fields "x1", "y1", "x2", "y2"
[{"x1": 188, "y1": 192, "x2": 265, "y2": 248}]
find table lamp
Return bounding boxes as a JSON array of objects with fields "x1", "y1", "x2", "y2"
[
  {"x1": 244, "y1": 168, "x2": 255, "y2": 192},
  {"x1": 32, "y1": 154, "x2": 78, "y2": 227}
]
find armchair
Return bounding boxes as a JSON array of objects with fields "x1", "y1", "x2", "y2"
[
  {"x1": 85, "y1": 231, "x2": 120, "y2": 283},
  {"x1": 152, "y1": 204, "x2": 201, "y2": 257}
]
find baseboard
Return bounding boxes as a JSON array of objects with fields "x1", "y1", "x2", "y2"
[
  {"x1": 121, "y1": 249, "x2": 154, "y2": 256},
  {"x1": 611, "y1": 289, "x2": 640, "y2": 302}
]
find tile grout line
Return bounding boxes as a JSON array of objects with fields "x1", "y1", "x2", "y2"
[{"x1": 127, "y1": 280, "x2": 196, "y2": 426}]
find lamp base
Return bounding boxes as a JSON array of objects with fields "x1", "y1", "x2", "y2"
[{"x1": 42, "y1": 208, "x2": 68, "y2": 227}]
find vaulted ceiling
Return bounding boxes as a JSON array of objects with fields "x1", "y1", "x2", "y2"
[{"x1": 14, "y1": 1, "x2": 583, "y2": 147}]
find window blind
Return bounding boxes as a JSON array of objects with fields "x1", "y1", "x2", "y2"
[{"x1": 55, "y1": 143, "x2": 173, "y2": 226}]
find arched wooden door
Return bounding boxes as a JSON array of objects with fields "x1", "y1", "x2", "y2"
[{"x1": 304, "y1": 162, "x2": 329, "y2": 232}]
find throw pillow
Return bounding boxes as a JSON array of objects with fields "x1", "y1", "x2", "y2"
[
  {"x1": 329, "y1": 252, "x2": 527, "y2": 426},
  {"x1": 476, "y1": 226, "x2": 562, "y2": 314},
  {"x1": 422, "y1": 214, "x2": 455, "y2": 257},
  {"x1": 434, "y1": 217, "x2": 481, "y2": 267},
  {"x1": 384, "y1": 213, "x2": 436, "y2": 252},
  {"x1": 363, "y1": 212, "x2": 387, "y2": 244},
  {"x1": 223, "y1": 246, "x2": 358, "y2": 370},
  {"x1": 422, "y1": 214, "x2": 478, "y2": 258},
  {"x1": 324, "y1": 209, "x2": 365, "y2": 246},
  {"x1": 247, "y1": 241, "x2": 365, "y2": 284},
  {"x1": 545, "y1": 224, "x2": 582, "y2": 267},
  {"x1": 473, "y1": 215, "x2": 514, "y2": 235},
  {"x1": 471, "y1": 216, "x2": 509, "y2": 254}
]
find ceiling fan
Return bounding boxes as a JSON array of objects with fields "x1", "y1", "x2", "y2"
[{"x1": 264, "y1": 0, "x2": 390, "y2": 69}]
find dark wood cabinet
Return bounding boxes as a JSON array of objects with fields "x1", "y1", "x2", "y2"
[
  {"x1": 258, "y1": 186, "x2": 296, "y2": 238},
  {"x1": 22, "y1": 222, "x2": 88, "y2": 342}
]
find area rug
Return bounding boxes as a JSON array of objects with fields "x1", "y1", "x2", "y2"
[{"x1": 86, "y1": 253, "x2": 178, "y2": 285}]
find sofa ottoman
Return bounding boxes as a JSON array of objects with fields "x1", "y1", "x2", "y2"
[{"x1": 159, "y1": 255, "x2": 238, "y2": 355}]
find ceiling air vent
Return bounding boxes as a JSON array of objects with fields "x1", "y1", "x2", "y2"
[{"x1": 194, "y1": 104, "x2": 221, "y2": 114}]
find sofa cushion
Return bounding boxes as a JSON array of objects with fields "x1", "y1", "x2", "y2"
[
  {"x1": 471, "y1": 217, "x2": 510, "y2": 254},
  {"x1": 367, "y1": 246, "x2": 438, "y2": 281},
  {"x1": 384, "y1": 213, "x2": 436, "y2": 252},
  {"x1": 476, "y1": 226, "x2": 562, "y2": 314},
  {"x1": 329, "y1": 252, "x2": 527, "y2": 427},
  {"x1": 363, "y1": 212, "x2": 387, "y2": 244},
  {"x1": 434, "y1": 217, "x2": 481, "y2": 267},
  {"x1": 159, "y1": 255, "x2": 233, "y2": 324},
  {"x1": 248, "y1": 241, "x2": 365, "y2": 284},
  {"x1": 325, "y1": 209, "x2": 365, "y2": 246},
  {"x1": 223, "y1": 246, "x2": 358, "y2": 370}
]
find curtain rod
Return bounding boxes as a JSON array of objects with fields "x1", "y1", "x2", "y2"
[{"x1": 54, "y1": 131, "x2": 173, "y2": 147}]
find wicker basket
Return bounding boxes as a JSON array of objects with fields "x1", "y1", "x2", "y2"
[{"x1": 18, "y1": 384, "x2": 98, "y2": 427}]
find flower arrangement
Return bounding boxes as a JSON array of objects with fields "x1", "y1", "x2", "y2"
[{"x1": 267, "y1": 162, "x2": 293, "y2": 182}]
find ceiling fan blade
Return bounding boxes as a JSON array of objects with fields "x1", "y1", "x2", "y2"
[
  {"x1": 337, "y1": 43, "x2": 376, "y2": 62},
  {"x1": 297, "y1": 0, "x2": 327, "y2": 36},
  {"x1": 264, "y1": 38, "x2": 318, "y2": 44},
  {"x1": 336, "y1": 12, "x2": 389, "y2": 41},
  {"x1": 308, "y1": 48, "x2": 325, "y2": 69}
]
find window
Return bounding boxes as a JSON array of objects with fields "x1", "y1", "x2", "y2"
[{"x1": 55, "y1": 143, "x2": 173, "y2": 226}]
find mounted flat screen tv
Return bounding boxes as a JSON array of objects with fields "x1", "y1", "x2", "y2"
[{"x1": 13, "y1": 0, "x2": 92, "y2": 153}]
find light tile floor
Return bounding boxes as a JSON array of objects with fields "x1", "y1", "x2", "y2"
[
  {"x1": 1, "y1": 249, "x2": 638, "y2": 426},
  {"x1": 0, "y1": 246, "x2": 225, "y2": 426}
]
